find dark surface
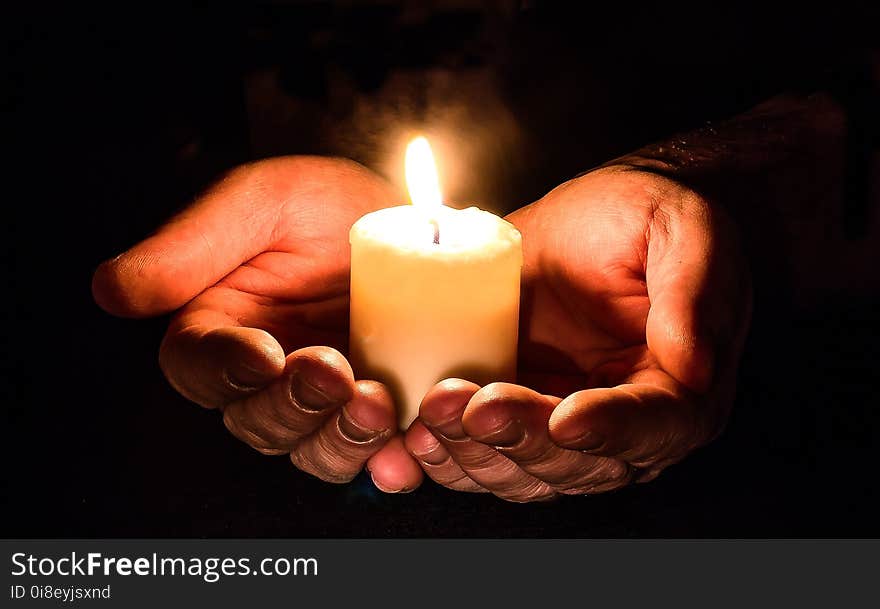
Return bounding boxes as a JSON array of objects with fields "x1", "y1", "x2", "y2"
[{"x1": 5, "y1": 3, "x2": 879, "y2": 537}]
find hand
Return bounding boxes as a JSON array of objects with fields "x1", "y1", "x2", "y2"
[
  {"x1": 92, "y1": 157, "x2": 423, "y2": 492},
  {"x1": 405, "y1": 166, "x2": 752, "y2": 501}
]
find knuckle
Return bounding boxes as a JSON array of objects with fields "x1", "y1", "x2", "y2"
[
  {"x1": 224, "y1": 404, "x2": 291, "y2": 451},
  {"x1": 580, "y1": 467, "x2": 634, "y2": 494},
  {"x1": 457, "y1": 448, "x2": 502, "y2": 472},
  {"x1": 605, "y1": 458, "x2": 633, "y2": 483},
  {"x1": 628, "y1": 426, "x2": 688, "y2": 469},
  {"x1": 289, "y1": 430, "x2": 374, "y2": 483},
  {"x1": 582, "y1": 458, "x2": 633, "y2": 491},
  {"x1": 500, "y1": 434, "x2": 553, "y2": 467},
  {"x1": 248, "y1": 385, "x2": 324, "y2": 440},
  {"x1": 426, "y1": 464, "x2": 473, "y2": 488},
  {"x1": 222, "y1": 408, "x2": 261, "y2": 445},
  {"x1": 289, "y1": 449, "x2": 357, "y2": 484},
  {"x1": 496, "y1": 479, "x2": 557, "y2": 503},
  {"x1": 157, "y1": 329, "x2": 222, "y2": 410},
  {"x1": 473, "y1": 462, "x2": 556, "y2": 502},
  {"x1": 526, "y1": 449, "x2": 601, "y2": 486}
]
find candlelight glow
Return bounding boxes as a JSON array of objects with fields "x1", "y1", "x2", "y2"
[{"x1": 405, "y1": 136, "x2": 443, "y2": 209}]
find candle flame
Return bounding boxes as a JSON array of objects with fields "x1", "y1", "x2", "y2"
[{"x1": 405, "y1": 136, "x2": 443, "y2": 209}]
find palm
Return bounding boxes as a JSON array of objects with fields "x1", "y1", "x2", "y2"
[
  {"x1": 510, "y1": 168, "x2": 658, "y2": 397},
  {"x1": 92, "y1": 158, "x2": 428, "y2": 493},
  {"x1": 198, "y1": 217, "x2": 355, "y2": 356},
  {"x1": 172, "y1": 158, "x2": 400, "y2": 358}
]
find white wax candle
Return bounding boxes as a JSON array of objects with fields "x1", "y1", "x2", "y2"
[{"x1": 349, "y1": 204, "x2": 522, "y2": 428}]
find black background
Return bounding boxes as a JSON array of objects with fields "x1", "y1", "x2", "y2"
[{"x1": 5, "y1": 2, "x2": 879, "y2": 537}]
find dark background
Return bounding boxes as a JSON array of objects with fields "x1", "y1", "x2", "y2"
[{"x1": 5, "y1": 2, "x2": 879, "y2": 536}]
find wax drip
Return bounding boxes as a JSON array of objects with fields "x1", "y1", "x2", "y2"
[{"x1": 430, "y1": 219, "x2": 440, "y2": 244}]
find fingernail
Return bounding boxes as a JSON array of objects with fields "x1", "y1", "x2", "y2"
[
  {"x1": 291, "y1": 372, "x2": 340, "y2": 412},
  {"x1": 412, "y1": 435, "x2": 447, "y2": 464},
  {"x1": 567, "y1": 429, "x2": 605, "y2": 451},
  {"x1": 338, "y1": 408, "x2": 384, "y2": 443},
  {"x1": 227, "y1": 360, "x2": 272, "y2": 389},
  {"x1": 424, "y1": 415, "x2": 466, "y2": 441},
  {"x1": 470, "y1": 418, "x2": 524, "y2": 447},
  {"x1": 370, "y1": 471, "x2": 413, "y2": 494}
]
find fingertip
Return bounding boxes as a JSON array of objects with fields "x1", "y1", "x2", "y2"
[
  {"x1": 367, "y1": 436, "x2": 424, "y2": 493},
  {"x1": 207, "y1": 327, "x2": 286, "y2": 387},
  {"x1": 347, "y1": 380, "x2": 396, "y2": 434},
  {"x1": 92, "y1": 250, "x2": 197, "y2": 318},
  {"x1": 461, "y1": 384, "x2": 515, "y2": 443},
  {"x1": 461, "y1": 382, "x2": 542, "y2": 443},
  {"x1": 547, "y1": 389, "x2": 612, "y2": 451},
  {"x1": 546, "y1": 393, "x2": 575, "y2": 436},
  {"x1": 287, "y1": 346, "x2": 355, "y2": 410},
  {"x1": 418, "y1": 378, "x2": 480, "y2": 427},
  {"x1": 468, "y1": 381, "x2": 520, "y2": 405},
  {"x1": 91, "y1": 257, "x2": 134, "y2": 317},
  {"x1": 404, "y1": 420, "x2": 442, "y2": 459},
  {"x1": 290, "y1": 345, "x2": 354, "y2": 380}
]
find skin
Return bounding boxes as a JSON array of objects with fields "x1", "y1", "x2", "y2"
[
  {"x1": 92, "y1": 157, "x2": 424, "y2": 492},
  {"x1": 92, "y1": 157, "x2": 751, "y2": 500},
  {"x1": 407, "y1": 165, "x2": 752, "y2": 500}
]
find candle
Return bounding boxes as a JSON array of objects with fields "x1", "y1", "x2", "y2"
[{"x1": 349, "y1": 137, "x2": 523, "y2": 428}]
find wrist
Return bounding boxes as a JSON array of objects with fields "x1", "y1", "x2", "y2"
[
  {"x1": 603, "y1": 92, "x2": 879, "y2": 309},
  {"x1": 608, "y1": 93, "x2": 846, "y2": 196}
]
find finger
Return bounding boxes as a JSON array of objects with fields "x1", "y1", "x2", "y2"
[
  {"x1": 159, "y1": 307, "x2": 286, "y2": 409},
  {"x1": 404, "y1": 421, "x2": 485, "y2": 493},
  {"x1": 548, "y1": 370, "x2": 709, "y2": 469},
  {"x1": 645, "y1": 190, "x2": 745, "y2": 391},
  {"x1": 92, "y1": 157, "x2": 396, "y2": 318},
  {"x1": 222, "y1": 346, "x2": 354, "y2": 454},
  {"x1": 92, "y1": 164, "x2": 280, "y2": 318},
  {"x1": 462, "y1": 383, "x2": 633, "y2": 494},
  {"x1": 420, "y1": 379, "x2": 555, "y2": 502},
  {"x1": 289, "y1": 381, "x2": 396, "y2": 483},
  {"x1": 366, "y1": 436, "x2": 425, "y2": 494}
]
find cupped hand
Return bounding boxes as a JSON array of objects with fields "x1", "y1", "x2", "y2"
[
  {"x1": 405, "y1": 166, "x2": 752, "y2": 501},
  {"x1": 92, "y1": 157, "x2": 423, "y2": 493}
]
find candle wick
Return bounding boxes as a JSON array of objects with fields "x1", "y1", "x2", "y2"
[{"x1": 430, "y1": 219, "x2": 440, "y2": 245}]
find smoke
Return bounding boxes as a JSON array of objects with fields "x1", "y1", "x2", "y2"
[{"x1": 246, "y1": 62, "x2": 526, "y2": 215}]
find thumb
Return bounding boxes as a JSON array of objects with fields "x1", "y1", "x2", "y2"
[
  {"x1": 91, "y1": 156, "x2": 397, "y2": 318},
  {"x1": 645, "y1": 193, "x2": 733, "y2": 393},
  {"x1": 646, "y1": 283, "x2": 716, "y2": 393},
  {"x1": 91, "y1": 161, "x2": 284, "y2": 318}
]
